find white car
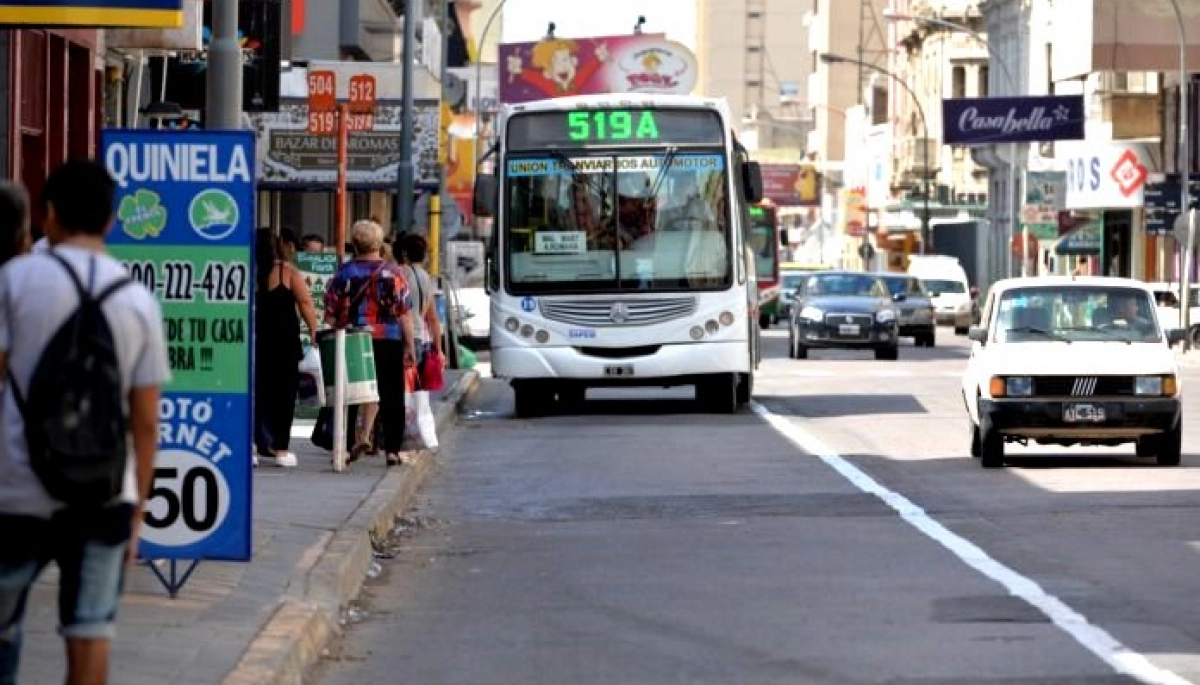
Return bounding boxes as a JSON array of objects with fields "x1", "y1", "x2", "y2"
[
  {"x1": 961, "y1": 277, "x2": 1185, "y2": 468},
  {"x1": 455, "y1": 286, "x2": 491, "y2": 341},
  {"x1": 907, "y1": 254, "x2": 972, "y2": 334}
]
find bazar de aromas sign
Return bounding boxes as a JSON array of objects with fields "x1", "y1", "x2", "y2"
[
  {"x1": 248, "y1": 98, "x2": 441, "y2": 189},
  {"x1": 0, "y1": 0, "x2": 184, "y2": 26},
  {"x1": 942, "y1": 95, "x2": 1086, "y2": 145}
]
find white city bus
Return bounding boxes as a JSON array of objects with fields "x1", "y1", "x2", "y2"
[{"x1": 473, "y1": 93, "x2": 765, "y2": 417}]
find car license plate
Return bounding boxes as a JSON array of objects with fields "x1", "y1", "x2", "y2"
[
  {"x1": 604, "y1": 364, "x2": 634, "y2": 377},
  {"x1": 1064, "y1": 403, "x2": 1106, "y2": 423},
  {"x1": 838, "y1": 324, "x2": 861, "y2": 336}
]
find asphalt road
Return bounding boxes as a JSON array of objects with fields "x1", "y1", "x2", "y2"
[{"x1": 313, "y1": 327, "x2": 1200, "y2": 685}]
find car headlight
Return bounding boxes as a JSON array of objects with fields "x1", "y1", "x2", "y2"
[
  {"x1": 989, "y1": 375, "x2": 1032, "y2": 397},
  {"x1": 799, "y1": 306, "x2": 824, "y2": 321},
  {"x1": 876, "y1": 309, "x2": 896, "y2": 323},
  {"x1": 1135, "y1": 375, "x2": 1177, "y2": 396}
]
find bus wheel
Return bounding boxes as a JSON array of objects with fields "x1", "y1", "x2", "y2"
[
  {"x1": 513, "y1": 381, "x2": 550, "y2": 418},
  {"x1": 697, "y1": 373, "x2": 738, "y2": 414}
]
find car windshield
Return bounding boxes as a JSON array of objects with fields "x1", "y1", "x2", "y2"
[
  {"x1": 803, "y1": 273, "x2": 886, "y2": 297},
  {"x1": 993, "y1": 286, "x2": 1162, "y2": 343},
  {"x1": 503, "y1": 151, "x2": 731, "y2": 293},
  {"x1": 881, "y1": 277, "x2": 925, "y2": 297},
  {"x1": 922, "y1": 279, "x2": 965, "y2": 294}
]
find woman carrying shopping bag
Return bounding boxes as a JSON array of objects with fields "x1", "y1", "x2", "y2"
[
  {"x1": 324, "y1": 220, "x2": 417, "y2": 466},
  {"x1": 397, "y1": 233, "x2": 444, "y2": 389}
]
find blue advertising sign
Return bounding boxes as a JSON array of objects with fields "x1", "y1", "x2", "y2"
[
  {"x1": 942, "y1": 95, "x2": 1085, "y2": 145},
  {"x1": 101, "y1": 129, "x2": 255, "y2": 562},
  {"x1": 0, "y1": 0, "x2": 184, "y2": 27}
]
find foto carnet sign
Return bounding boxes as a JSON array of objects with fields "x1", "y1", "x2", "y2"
[
  {"x1": 0, "y1": 0, "x2": 183, "y2": 26},
  {"x1": 102, "y1": 129, "x2": 256, "y2": 562},
  {"x1": 941, "y1": 95, "x2": 1085, "y2": 145}
]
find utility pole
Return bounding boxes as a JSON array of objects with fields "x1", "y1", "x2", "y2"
[
  {"x1": 397, "y1": 0, "x2": 419, "y2": 236},
  {"x1": 206, "y1": 0, "x2": 242, "y2": 128}
]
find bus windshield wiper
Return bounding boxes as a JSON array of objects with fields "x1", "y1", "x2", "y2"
[{"x1": 648, "y1": 146, "x2": 679, "y2": 199}]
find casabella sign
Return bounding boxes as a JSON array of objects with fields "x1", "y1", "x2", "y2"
[{"x1": 942, "y1": 95, "x2": 1085, "y2": 145}]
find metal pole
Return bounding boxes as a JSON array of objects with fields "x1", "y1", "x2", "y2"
[
  {"x1": 1170, "y1": 0, "x2": 1192, "y2": 350},
  {"x1": 397, "y1": 0, "x2": 419, "y2": 236},
  {"x1": 474, "y1": 0, "x2": 508, "y2": 169},
  {"x1": 206, "y1": 0, "x2": 242, "y2": 128},
  {"x1": 922, "y1": 123, "x2": 930, "y2": 255}
]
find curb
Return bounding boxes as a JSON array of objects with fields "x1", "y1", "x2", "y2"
[{"x1": 221, "y1": 369, "x2": 481, "y2": 685}]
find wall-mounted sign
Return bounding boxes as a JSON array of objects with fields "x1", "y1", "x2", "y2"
[
  {"x1": 106, "y1": 0, "x2": 201, "y2": 49},
  {"x1": 0, "y1": 0, "x2": 183, "y2": 27},
  {"x1": 1058, "y1": 141, "x2": 1154, "y2": 209},
  {"x1": 942, "y1": 95, "x2": 1085, "y2": 145},
  {"x1": 248, "y1": 99, "x2": 440, "y2": 189},
  {"x1": 757, "y1": 163, "x2": 819, "y2": 207},
  {"x1": 499, "y1": 33, "x2": 698, "y2": 104}
]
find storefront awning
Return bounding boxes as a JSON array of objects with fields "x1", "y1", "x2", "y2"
[{"x1": 1054, "y1": 222, "x2": 1101, "y2": 256}]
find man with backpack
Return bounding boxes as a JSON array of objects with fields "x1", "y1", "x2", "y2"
[{"x1": 0, "y1": 159, "x2": 169, "y2": 685}]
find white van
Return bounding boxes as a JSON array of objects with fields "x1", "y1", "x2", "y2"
[{"x1": 907, "y1": 254, "x2": 972, "y2": 334}]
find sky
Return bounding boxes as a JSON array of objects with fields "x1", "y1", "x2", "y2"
[{"x1": 499, "y1": 0, "x2": 696, "y2": 50}]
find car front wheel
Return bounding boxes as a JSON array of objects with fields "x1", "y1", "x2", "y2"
[
  {"x1": 977, "y1": 412, "x2": 1004, "y2": 468},
  {"x1": 1155, "y1": 423, "x2": 1183, "y2": 466}
]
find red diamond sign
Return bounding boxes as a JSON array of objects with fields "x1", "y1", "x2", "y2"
[{"x1": 1110, "y1": 149, "x2": 1148, "y2": 197}]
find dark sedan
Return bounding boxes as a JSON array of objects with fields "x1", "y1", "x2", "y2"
[
  {"x1": 877, "y1": 273, "x2": 937, "y2": 347},
  {"x1": 787, "y1": 271, "x2": 900, "y2": 360}
]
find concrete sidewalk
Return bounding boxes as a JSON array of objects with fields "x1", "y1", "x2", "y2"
[{"x1": 14, "y1": 369, "x2": 480, "y2": 685}]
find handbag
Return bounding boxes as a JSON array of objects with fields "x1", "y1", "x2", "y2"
[
  {"x1": 404, "y1": 388, "x2": 438, "y2": 450},
  {"x1": 419, "y1": 348, "x2": 445, "y2": 392}
]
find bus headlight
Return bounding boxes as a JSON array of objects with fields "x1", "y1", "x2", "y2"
[
  {"x1": 505, "y1": 317, "x2": 520, "y2": 333},
  {"x1": 689, "y1": 326, "x2": 705, "y2": 340},
  {"x1": 718, "y1": 311, "x2": 734, "y2": 326},
  {"x1": 534, "y1": 329, "x2": 550, "y2": 343},
  {"x1": 519, "y1": 324, "x2": 534, "y2": 338},
  {"x1": 705, "y1": 319, "x2": 720, "y2": 334}
]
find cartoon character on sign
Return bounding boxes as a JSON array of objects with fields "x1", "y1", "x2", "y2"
[{"x1": 507, "y1": 38, "x2": 608, "y2": 97}]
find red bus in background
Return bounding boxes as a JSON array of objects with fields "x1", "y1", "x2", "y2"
[{"x1": 748, "y1": 201, "x2": 783, "y2": 328}]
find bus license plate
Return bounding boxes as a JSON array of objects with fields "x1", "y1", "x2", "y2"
[
  {"x1": 1064, "y1": 403, "x2": 1106, "y2": 423},
  {"x1": 838, "y1": 324, "x2": 860, "y2": 336},
  {"x1": 604, "y1": 364, "x2": 634, "y2": 377}
]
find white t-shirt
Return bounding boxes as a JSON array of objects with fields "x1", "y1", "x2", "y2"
[
  {"x1": 31, "y1": 236, "x2": 48, "y2": 253},
  {"x1": 0, "y1": 246, "x2": 170, "y2": 517}
]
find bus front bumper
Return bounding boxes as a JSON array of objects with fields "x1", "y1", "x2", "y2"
[{"x1": 491, "y1": 340, "x2": 752, "y2": 384}]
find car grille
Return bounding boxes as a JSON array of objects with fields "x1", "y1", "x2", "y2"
[
  {"x1": 539, "y1": 297, "x2": 697, "y2": 327},
  {"x1": 824, "y1": 313, "x2": 873, "y2": 339},
  {"x1": 1032, "y1": 375, "x2": 1135, "y2": 397}
]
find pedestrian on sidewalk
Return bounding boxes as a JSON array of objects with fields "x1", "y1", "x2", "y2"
[
  {"x1": 325, "y1": 219, "x2": 417, "y2": 466},
  {"x1": 0, "y1": 159, "x2": 169, "y2": 685},
  {"x1": 254, "y1": 228, "x2": 320, "y2": 468},
  {"x1": 0, "y1": 183, "x2": 31, "y2": 266},
  {"x1": 397, "y1": 233, "x2": 444, "y2": 370}
]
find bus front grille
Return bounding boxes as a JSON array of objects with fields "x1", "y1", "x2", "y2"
[{"x1": 540, "y1": 297, "x2": 698, "y2": 327}]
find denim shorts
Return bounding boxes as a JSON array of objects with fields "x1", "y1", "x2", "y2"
[{"x1": 0, "y1": 505, "x2": 131, "y2": 652}]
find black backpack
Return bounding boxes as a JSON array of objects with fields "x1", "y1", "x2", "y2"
[{"x1": 10, "y1": 251, "x2": 133, "y2": 507}]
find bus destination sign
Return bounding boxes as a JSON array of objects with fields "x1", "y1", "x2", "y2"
[{"x1": 506, "y1": 108, "x2": 724, "y2": 150}]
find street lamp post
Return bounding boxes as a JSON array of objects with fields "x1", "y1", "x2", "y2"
[
  {"x1": 821, "y1": 53, "x2": 931, "y2": 256},
  {"x1": 1167, "y1": 0, "x2": 1193, "y2": 351},
  {"x1": 882, "y1": 9, "x2": 1023, "y2": 278}
]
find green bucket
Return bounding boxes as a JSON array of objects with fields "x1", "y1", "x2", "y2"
[{"x1": 317, "y1": 329, "x2": 379, "y2": 406}]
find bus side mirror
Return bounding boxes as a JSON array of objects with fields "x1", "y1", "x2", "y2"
[
  {"x1": 743, "y1": 161, "x2": 763, "y2": 204},
  {"x1": 474, "y1": 174, "x2": 496, "y2": 218}
]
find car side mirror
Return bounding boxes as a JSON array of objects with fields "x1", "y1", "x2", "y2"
[
  {"x1": 1166, "y1": 327, "x2": 1186, "y2": 346},
  {"x1": 473, "y1": 174, "x2": 496, "y2": 218},
  {"x1": 967, "y1": 325, "x2": 988, "y2": 343},
  {"x1": 743, "y1": 161, "x2": 764, "y2": 204},
  {"x1": 892, "y1": 292, "x2": 906, "y2": 302}
]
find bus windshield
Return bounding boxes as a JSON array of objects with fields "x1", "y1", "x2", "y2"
[
  {"x1": 748, "y1": 205, "x2": 778, "y2": 284},
  {"x1": 503, "y1": 151, "x2": 731, "y2": 293}
]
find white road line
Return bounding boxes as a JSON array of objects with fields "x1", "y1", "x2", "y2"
[{"x1": 750, "y1": 401, "x2": 1197, "y2": 685}]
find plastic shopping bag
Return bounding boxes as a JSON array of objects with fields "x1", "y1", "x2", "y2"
[
  {"x1": 297, "y1": 345, "x2": 326, "y2": 409},
  {"x1": 420, "y1": 349, "x2": 445, "y2": 392},
  {"x1": 404, "y1": 389, "x2": 439, "y2": 450}
]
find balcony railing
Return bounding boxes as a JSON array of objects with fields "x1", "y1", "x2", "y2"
[{"x1": 895, "y1": 137, "x2": 939, "y2": 183}]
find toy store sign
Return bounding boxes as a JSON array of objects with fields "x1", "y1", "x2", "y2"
[{"x1": 1060, "y1": 140, "x2": 1154, "y2": 210}]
